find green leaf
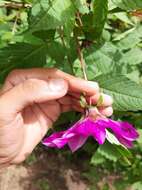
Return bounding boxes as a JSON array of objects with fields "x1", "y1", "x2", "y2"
[
  {"x1": 74, "y1": 0, "x2": 89, "y2": 14},
  {"x1": 116, "y1": 26, "x2": 142, "y2": 50},
  {"x1": 29, "y1": 0, "x2": 76, "y2": 32},
  {"x1": 96, "y1": 142, "x2": 132, "y2": 164},
  {"x1": 136, "y1": 129, "x2": 142, "y2": 146},
  {"x1": 0, "y1": 42, "x2": 47, "y2": 82},
  {"x1": 114, "y1": 12, "x2": 134, "y2": 25},
  {"x1": 106, "y1": 130, "x2": 121, "y2": 145},
  {"x1": 112, "y1": 0, "x2": 142, "y2": 11},
  {"x1": 106, "y1": 130, "x2": 132, "y2": 163},
  {"x1": 46, "y1": 41, "x2": 66, "y2": 63},
  {"x1": 81, "y1": 0, "x2": 108, "y2": 40},
  {"x1": 33, "y1": 29, "x2": 56, "y2": 40},
  {"x1": 115, "y1": 145, "x2": 132, "y2": 159},
  {"x1": 93, "y1": 0, "x2": 108, "y2": 39},
  {"x1": 84, "y1": 42, "x2": 119, "y2": 75},
  {"x1": 108, "y1": 0, "x2": 117, "y2": 10},
  {"x1": 119, "y1": 47, "x2": 142, "y2": 65},
  {"x1": 91, "y1": 151, "x2": 106, "y2": 165},
  {"x1": 97, "y1": 142, "x2": 120, "y2": 162},
  {"x1": 113, "y1": 27, "x2": 136, "y2": 41},
  {"x1": 95, "y1": 74, "x2": 142, "y2": 111},
  {"x1": 126, "y1": 70, "x2": 140, "y2": 83},
  {"x1": 132, "y1": 181, "x2": 142, "y2": 190}
]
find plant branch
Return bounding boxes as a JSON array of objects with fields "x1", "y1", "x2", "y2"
[
  {"x1": 12, "y1": 11, "x2": 20, "y2": 35},
  {"x1": 76, "y1": 37, "x2": 88, "y2": 80},
  {"x1": 76, "y1": 12, "x2": 83, "y2": 27},
  {"x1": 0, "y1": 1, "x2": 31, "y2": 9}
]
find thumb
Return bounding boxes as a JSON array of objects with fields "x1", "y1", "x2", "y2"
[{"x1": 0, "y1": 78, "x2": 68, "y2": 124}]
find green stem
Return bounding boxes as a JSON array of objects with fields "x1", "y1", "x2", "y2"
[
  {"x1": 76, "y1": 36, "x2": 88, "y2": 80},
  {"x1": 75, "y1": 12, "x2": 88, "y2": 80}
]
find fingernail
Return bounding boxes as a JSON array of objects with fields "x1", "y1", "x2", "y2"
[
  {"x1": 87, "y1": 81, "x2": 99, "y2": 92},
  {"x1": 99, "y1": 107, "x2": 113, "y2": 117},
  {"x1": 102, "y1": 94, "x2": 113, "y2": 104},
  {"x1": 49, "y1": 78, "x2": 66, "y2": 91}
]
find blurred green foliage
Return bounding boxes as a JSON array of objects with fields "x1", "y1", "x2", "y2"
[{"x1": 0, "y1": 0, "x2": 142, "y2": 189}]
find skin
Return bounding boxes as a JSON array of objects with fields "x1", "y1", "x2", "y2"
[{"x1": 0, "y1": 68, "x2": 113, "y2": 168}]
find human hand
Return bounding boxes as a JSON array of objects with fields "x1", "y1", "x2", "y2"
[{"x1": 0, "y1": 68, "x2": 113, "y2": 167}]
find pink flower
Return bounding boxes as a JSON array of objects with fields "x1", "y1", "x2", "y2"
[{"x1": 42, "y1": 117, "x2": 139, "y2": 152}]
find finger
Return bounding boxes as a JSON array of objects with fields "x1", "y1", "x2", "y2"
[
  {"x1": 60, "y1": 97, "x2": 84, "y2": 112},
  {"x1": 98, "y1": 106, "x2": 113, "y2": 117},
  {"x1": 68, "y1": 92, "x2": 101, "y2": 106},
  {"x1": 0, "y1": 78, "x2": 68, "y2": 125},
  {"x1": 58, "y1": 96, "x2": 83, "y2": 112},
  {"x1": 12, "y1": 105, "x2": 51, "y2": 164},
  {"x1": 57, "y1": 95, "x2": 72, "y2": 105},
  {"x1": 100, "y1": 93, "x2": 113, "y2": 107},
  {"x1": 91, "y1": 93, "x2": 113, "y2": 107},
  {"x1": 87, "y1": 93, "x2": 100, "y2": 105},
  {"x1": 72, "y1": 98, "x2": 81, "y2": 107},
  {"x1": 61, "y1": 105, "x2": 72, "y2": 112},
  {"x1": 72, "y1": 105, "x2": 84, "y2": 113},
  {"x1": 0, "y1": 114, "x2": 24, "y2": 166},
  {"x1": 2, "y1": 68, "x2": 99, "y2": 96},
  {"x1": 38, "y1": 101, "x2": 61, "y2": 122}
]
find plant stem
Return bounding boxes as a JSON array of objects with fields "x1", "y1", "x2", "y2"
[
  {"x1": 76, "y1": 37, "x2": 88, "y2": 80},
  {"x1": 0, "y1": 1, "x2": 31, "y2": 9},
  {"x1": 12, "y1": 11, "x2": 19, "y2": 35},
  {"x1": 76, "y1": 12, "x2": 83, "y2": 27}
]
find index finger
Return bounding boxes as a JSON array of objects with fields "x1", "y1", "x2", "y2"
[{"x1": 2, "y1": 68, "x2": 99, "y2": 96}]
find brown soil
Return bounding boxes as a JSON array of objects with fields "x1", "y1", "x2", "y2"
[{"x1": 0, "y1": 149, "x2": 89, "y2": 190}]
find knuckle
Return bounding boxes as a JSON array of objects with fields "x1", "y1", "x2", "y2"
[
  {"x1": 5, "y1": 69, "x2": 23, "y2": 85},
  {"x1": 50, "y1": 68, "x2": 59, "y2": 72},
  {"x1": 7, "y1": 69, "x2": 22, "y2": 79},
  {"x1": 23, "y1": 78, "x2": 40, "y2": 91},
  {"x1": 48, "y1": 68, "x2": 60, "y2": 75},
  {"x1": 22, "y1": 78, "x2": 48, "y2": 94}
]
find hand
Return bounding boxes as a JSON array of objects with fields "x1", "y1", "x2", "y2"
[{"x1": 0, "y1": 68, "x2": 113, "y2": 167}]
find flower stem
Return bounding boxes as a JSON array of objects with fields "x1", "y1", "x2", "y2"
[
  {"x1": 75, "y1": 12, "x2": 88, "y2": 81},
  {"x1": 76, "y1": 37, "x2": 88, "y2": 80}
]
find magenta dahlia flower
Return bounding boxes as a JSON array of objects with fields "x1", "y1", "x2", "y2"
[{"x1": 42, "y1": 117, "x2": 139, "y2": 152}]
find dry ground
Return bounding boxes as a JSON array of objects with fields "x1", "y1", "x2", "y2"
[{"x1": 0, "y1": 150, "x2": 89, "y2": 190}]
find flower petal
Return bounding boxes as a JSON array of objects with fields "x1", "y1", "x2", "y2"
[
  {"x1": 42, "y1": 131, "x2": 68, "y2": 148},
  {"x1": 67, "y1": 118, "x2": 93, "y2": 136},
  {"x1": 97, "y1": 119, "x2": 139, "y2": 141},
  {"x1": 68, "y1": 135, "x2": 88, "y2": 152},
  {"x1": 92, "y1": 123, "x2": 106, "y2": 144},
  {"x1": 69, "y1": 118, "x2": 106, "y2": 144},
  {"x1": 42, "y1": 117, "x2": 138, "y2": 152},
  {"x1": 115, "y1": 134, "x2": 133, "y2": 148}
]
